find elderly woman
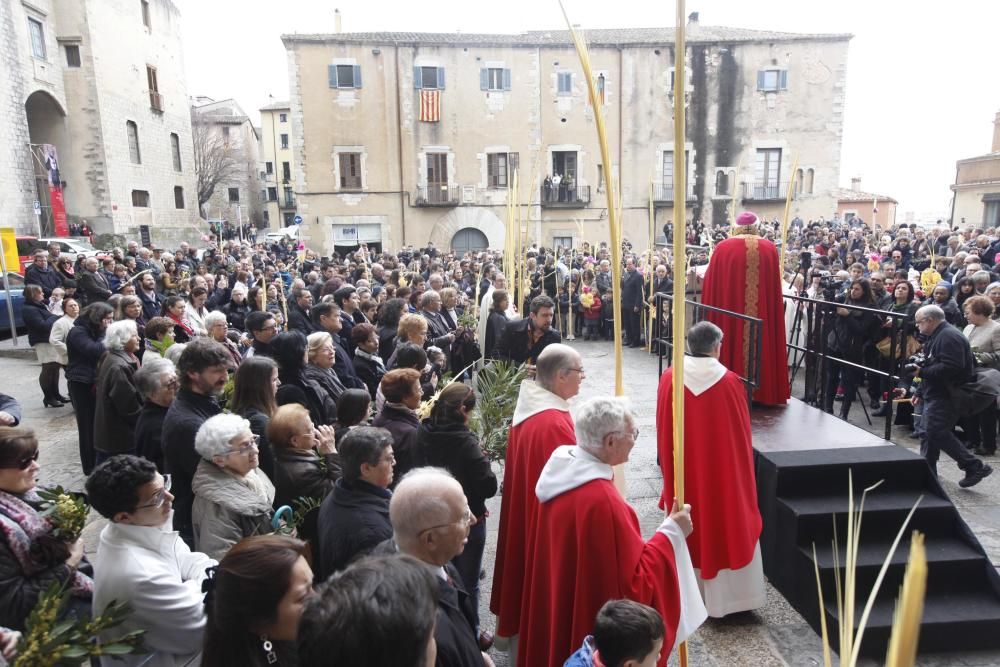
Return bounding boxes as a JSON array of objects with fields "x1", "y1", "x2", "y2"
[
  {"x1": 67, "y1": 302, "x2": 115, "y2": 474},
  {"x1": 351, "y1": 323, "x2": 385, "y2": 400},
  {"x1": 222, "y1": 285, "x2": 251, "y2": 332},
  {"x1": 386, "y1": 314, "x2": 428, "y2": 370},
  {"x1": 373, "y1": 368, "x2": 422, "y2": 454},
  {"x1": 986, "y1": 282, "x2": 1000, "y2": 320},
  {"x1": 271, "y1": 331, "x2": 336, "y2": 429},
  {"x1": 192, "y1": 414, "x2": 275, "y2": 560},
  {"x1": 304, "y1": 331, "x2": 346, "y2": 414},
  {"x1": 399, "y1": 383, "x2": 497, "y2": 628},
  {"x1": 93, "y1": 320, "x2": 143, "y2": 464},
  {"x1": 316, "y1": 426, "x2": 395, "y2": 579},
  {"x1": 205, "y1": 310, "x2": 242, "y2": 367},
  {"x1": 962, "y1": 295, "x2": 1000, "y2": 456},
  {"x1": 22, "y1": 284, "x2": 63, "y2": 408},
  {"x1": 269, "y1": 404, "x2": 340, "y2": 551},
  {"x1": 0, "y1": 428, "x2": 92, "y2": 631},
  {"x1": 143, "y1": 316, "x2": 177, "y2": 358},
  {"x1": 133, "y1": 357, "x2": 178, "y2": 472}
]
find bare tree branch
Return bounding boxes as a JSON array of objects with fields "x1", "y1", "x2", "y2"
[{"x1": 192, "y1": 114, "x2": 246, "y2": 216}]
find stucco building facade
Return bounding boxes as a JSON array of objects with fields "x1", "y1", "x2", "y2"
[
  {"x1": 1, "y1": 0, "x2": 200, "y2": 244},
  {"x1": 284, "y1": 19, "x2": 851, "y2": 255},
  {"x1": 951, "y1": 111, "x2": 1000, "y2": 229},
  {"x1": 259, "y1": 100, "x2": 297, "y2": 229}
]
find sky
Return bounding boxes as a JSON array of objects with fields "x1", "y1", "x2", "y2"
[{"x1": 175, "y1": 0, "x2": 1000, "y2": 221}]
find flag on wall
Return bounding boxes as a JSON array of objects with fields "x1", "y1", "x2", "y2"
[{"x1": 420, "y1": 90, "x2": 441, "y2": 122}]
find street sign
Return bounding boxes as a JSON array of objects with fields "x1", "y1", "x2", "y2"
[
  {"x1": 32, "y1": 200, "x2": 41, "y2": 215},
  {"x1": 293, "y1": 215, "x2": 303, "y2": 225}
]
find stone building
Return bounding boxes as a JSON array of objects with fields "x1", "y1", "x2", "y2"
[
  {"x1": 282, "y1": 16, "x2": 850, "y2": 255},
  {"x1": 190, "y1": 97, "x2": 263, "y2": 232},
  {"x1": 835, "y1": 177, "x2": 897, "y2": 231},
  {"x1": 951, "y1": 111, "x2": 1000, "y2": 229},
  {"x1": 0, "y1": 0, "x2": 201, "y2": 244},
  {"x1": 259, "y1": 100, "x2": 297, "y2": 229}
]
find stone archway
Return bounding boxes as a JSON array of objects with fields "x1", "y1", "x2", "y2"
[
  {"x1": 24, "y1": 90, "x2": 70, "y2": 235},
  {"x1": 429, "y1": 207, "x2": 506, "y2": 250},
  {"x1": 451, "y1": 227, "x2": 489, "y2": 254}
]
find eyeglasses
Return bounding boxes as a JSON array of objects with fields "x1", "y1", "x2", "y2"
[
  {"x1": 4, "y1": 449, "x2": 39, "y2": 471},
  {"x1": 135, "y1": 474, "x2": 172, "y2": 510},
  {"x1": 566, "y1": 367, "x2": 586, "y2": 375},
  {"x1": 222, "y1": 435, "x2": 260, "y2": 457},
  {"x1": 613, "y1": 427, "x2": 640, "y2": 440},
  {"x1": 164, "y1": 377, "x2": 180, "y2": 390},
  {"x1": 419, "y1": 507, "x2": 474, "y2": 535}
]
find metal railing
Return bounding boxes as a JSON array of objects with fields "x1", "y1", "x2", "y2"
[
  {"x1": 415, "y1": 185, "x2": 460, "y2": 206},
  {"x1": 651, "y1": 183, "x2": 695, "y2": 204},
  {"x1": 654, "y1": 293, "x2": 763, "y2": 405},
  {"x1": 540, "y1": 184, "x2": 590, "y2": 207},
  {"x1": 149, "y1": 91, "x2": 164, "y2": 112},
  {"x1": 742, "y1": 182, "x2": 790, "y2": 201},
  {"x1": 783, "y1": 293, "x2": 912, "y2": 441}
]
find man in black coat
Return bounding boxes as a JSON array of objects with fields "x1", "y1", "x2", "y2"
[
  {"x1": 77, "y1": 257, "x2": 112, "y2": 305},
  {"x1": 137, "y1": 272, "x2": 163, "y2": 321},
  {"x1": 162, "y1": 340, "x2": 230, "y2": 544},
  {"x1": 495, "y1": 295, "x2": 560, "y2": 365},
  {"x1": 620, "y1": 256, "x2": 647, "y2": 348},
  {"x1": 912, "y1": 304, "x2": 993, "y2": 487},
  {"x1": 287, "y1": 287, "x2": 317, "y2": 334},
  {"x1": 23, "y1": 251, "x2": 63, "y2": 298}
]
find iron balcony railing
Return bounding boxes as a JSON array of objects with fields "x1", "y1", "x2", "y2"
[
  {"x1": 415, "y1": 185, "x2": 461, "y2": 206},
  {"x1": 742, "y1": 181, "x2": 791, "y2": 201},
  {"x1": 540, "y1": 184, "x2": 590, "y2": 208},
  {"x1": 651, "y1": 183, "x2": 696, "y2": 204}
]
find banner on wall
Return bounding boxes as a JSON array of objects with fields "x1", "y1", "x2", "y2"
[{"x1": 42, "y1": 144, "x2": 69, "y2": 237}]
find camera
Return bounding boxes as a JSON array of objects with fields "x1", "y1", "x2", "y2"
[
  {"x1": 904, "y1": 351, "x2": 928, "y2": 375},
  {"x1": 817, "y1": 272, "x2": 845, "y2": 301}
]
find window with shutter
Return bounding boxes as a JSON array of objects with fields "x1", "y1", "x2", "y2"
[
  {"x1": 487, "y1": 153, "x2": 509, "y2": 188},
  {"x1": 131, "y1": 190, "x2": 150, "y2": 207},
  {"x1": 336, "y1": 64, "x2": 355, "y2": 88},
  {"x1": 557, "y1": 72, "x2": 572, "y2": 95},
  {"x1": 126, "y1": 121, "x2": 141, "y2": 164},
  {"x1": 757, "y1": 69, "x2": 788, "y2": 92},
  {"x1": 173, "y1": 186, "x2": 184, "y2": 209},
  {"x1": 421, "y1": 66, "x2": 440, "y2": 89},
  {"x1": 280, "y1": 134, "x2": 289, "y2": 149},
  {"x1": 339, "y1": 153, "x2": 362, "y2": 190},
  {"x1": 170, "y1": 133, "x2": 181, "y2": 171},
  {"x1": 27, "y1": 18, "x2": 46, "y2": 59},
  {"x1": 484, "y1": 68, "x2": 505, "y2": 91},
  {"x1": 228, "y1": 188, "x2": 240, "y2": 203}
]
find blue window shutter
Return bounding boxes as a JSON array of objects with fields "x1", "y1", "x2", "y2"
[
  {"x1": 779, "y1": 70, "x2": 788, "y2": 90},
  {"x1": 480, "y1": 68, "x2": 488, "y2": 91},
  {"x1": 756, "y1": 70, "x2": 765, "y2": 90},
  {"x1": 328, "y1": 65, "x2": 338, "y2": 88},
  {"x1": 437, "y1": 67, "x2": 445, "y2": 89},
  {"x1": 414, "y1": 66, "x2": 422, "y2": 89},
  {"x1": 503, "y1": 68, "x2": 512, "y2": 91},
  {"x1": 353, "y1": 65, "x2": 362, "y2": 89}
]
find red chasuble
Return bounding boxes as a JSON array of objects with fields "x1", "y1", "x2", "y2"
[
  {"x1": 519, "y1": 446, "x2": 704, "y2": 667},
  {"x1": 490, "y1": 383, "x2": 575, "y2": 638},
  {"x1": 700, "y1": 233, "x2": 790, "y2": 405},
  {"x1": 656, "y1": 360, "x2": 762, "y2": 579}
]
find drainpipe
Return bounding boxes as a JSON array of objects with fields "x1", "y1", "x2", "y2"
[{"x1": 394, "y1": 44, "x2": 407, "y2": 247}]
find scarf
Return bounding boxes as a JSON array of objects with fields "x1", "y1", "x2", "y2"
[
  {"x1": 0, "y1": 489, "x2": 93, "y2": 597},
  {"x1": 355, "y1": 348, "x2": 387, "y2": 373},
  {"x1": 168, "y1": 312, "x2": 195, "y2": 338}
]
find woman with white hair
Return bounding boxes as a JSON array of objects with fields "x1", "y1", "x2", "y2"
[
  {"x1": 221, "y1": 285, "x2": 251, "y2": 332},
  {"x1": 93, "y1": 320, "x2": 143, "y2": 464},
  {"x1": 205, "y1": 310, "x2": 242, "y2": 367},
  {"x1": 191, "y1": 414, "x2": 275, "y2": 560}
]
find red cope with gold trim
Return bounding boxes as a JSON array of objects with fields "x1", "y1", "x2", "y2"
[{"x1": 700, "y1": 233, "x2": 790, "y2": 406}]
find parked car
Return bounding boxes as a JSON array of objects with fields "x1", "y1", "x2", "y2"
[
  {"x1": 37, "y1": 237, "x2": 108, "y2": 261},
  {"x1": 264, "y1": 225, "x2": 300, "y2": 245},
  {"x1": 15, "y1": 236, "x2": 38, "y2": 273},
  {"x1": 0, "y1": 272, "x2": 26, "y2": 331}
]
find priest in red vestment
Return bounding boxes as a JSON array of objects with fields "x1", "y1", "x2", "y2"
[
  {"x1": 657, "y1": 321, "x2": 765, "y2": 617},
  {"x1": 490, "y1": 343, "x2": 583, "y2": 661},
  {"x1": 700, "y1": 210, "x2": 790, "y2": 405},
  {"x1": 519, "y1": 396, "x2": 707, "y2": 667}
]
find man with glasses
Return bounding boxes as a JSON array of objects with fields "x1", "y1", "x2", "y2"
[
  {"x1": 656, "y1": 321, "x2": 765, "y2": 618},
  {"x1": 380, "y1": 468, "x2": 491, "y2": 666},
  {"x1": 244, "y1": 311, "x2": 279, "y2": 359},
  {"x1": 519, "y1": 395, "x2": 704, "y2": 665},
  {"x1": 491, "y1": 343, "x2": 581, "y2": 661},
  {"x1": 911, "y1": 304, "x2": 994, "y2": 487},
  {"x1": 162, "y1": 339, "x2": 231, "y2": 544},
  {"x1": 87, "y1": 455, "x2": 216, "y2": 667}
]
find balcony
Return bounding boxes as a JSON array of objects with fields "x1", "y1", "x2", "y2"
[
  {"x1": 742, "y1": 182, "x2": 792, "y2": 202},
  {"x1": 540, "y1": 184, "x2": 590, "y2": 208},
  {"x1": 651, "y1": 183, "x2": 696, "y2": 206},
  {"x1": 281, "y1": 196, "x2": 296, "y2": 209},
  {"x1": 149, "y1": 90, "x2": 164, "y2": 112},
  {"x1": 415, "y1": 185, "x2": 460, "y2": 207}
]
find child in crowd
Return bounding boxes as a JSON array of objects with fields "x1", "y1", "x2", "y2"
[
  {"x1": 564, "y1": 599, "x2": 665, "y2": 667},
  {"x1": 601, "y1": 290, "x2": 616, "y2": 341}
]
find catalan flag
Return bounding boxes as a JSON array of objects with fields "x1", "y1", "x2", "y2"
[{"x1": 420, "y1": 90, "x2": 441, "y2": 122}]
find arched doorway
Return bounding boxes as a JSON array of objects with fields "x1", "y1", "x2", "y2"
[
  {"x1": 25, "y1": 91, "x2": 70, "y2": 236},
  {"x1": 430, "y1": 208, "x2": 505, "y2": 251},
  {"x1": 451, "y1": 227, "x2": 489, "y2": 255}
]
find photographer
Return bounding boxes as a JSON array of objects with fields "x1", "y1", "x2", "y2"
[
  {"x1": 822, "y1": 278, "x2": 881, "y2": 420},
  {"x1": 911, "y1": 305, "x2": 993, "y2": 487}
]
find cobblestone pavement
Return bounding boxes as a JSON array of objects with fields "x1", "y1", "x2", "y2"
[{"x1": 3, "y1": 336, "x2": 999, "y2": 665}]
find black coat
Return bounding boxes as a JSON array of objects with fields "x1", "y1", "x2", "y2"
[
  {"x1": 273, "y1": 448, "x2": 342, "y2": 549},
  {"x1": 222, "y1": 301, "x2": 251, "y2": 332},
  {"x1": 372, "y1": 404, "x2": 420, "y2": 450},
  {"x1": 484, "y1": 310, "x2": 508, "y2": 360},
  {"x1": 23, "y1": 265, "x2": 63, "y2": 298},
  {"x1": 287, "y1": 302, "x2": 316, "y2": 334},
  {"x1": 77, "y1": 269, "x2": 112, "y2": 305},
  {"x1": 162, "y1": 388, "x2": 222, "y2": 540},
  {"x1": 433, "y1": 563, "x2": 483, "y2": 667},
  {"x1": 620, "y1": 269, "x2": 646, "y2": 308},
  {"x1": 22, "y1": 299, "x2": 58, "y2": 347},
  {"x1": 825, "y1": 297, "x2": 881, "y2": 361},
  {"x1": 134, "y1": 401, "x2": 168, "y2": 471},
  {"x1": 399, "y1": 421, "x2": 497, "y2": 516},
  {"x1": 495, "y1": 317, "x2": 561, "y2": 365},
  {"x1": 377, "y1": 325, "x2": 397, "y2": 364},
  {"x1": 277, "y1": 370, "x2": 337, "y2": 427},
  {"x1": 237, "y1": 407, "x2": 275, "y2": 479},
  {"x1": 918, "y1": 322, "x2": 976, "y2": 400},
  {"x1": 65, "y1": 320, "x2": 105, "y2": 384},
  {"x1": 332, "y1": 334, "x2": 366, "y2": 390},
  {"x1": 316, "y1": 478, "x2": 392, "y2": 579},
  {"x1": 138, "y1": 289, "x2": 163, "y2": 322},
  {"x1": 352, "y1": 352, "x2": 385, "y2": 400},
  {"x1": 93, "y1": 350, "x2": 142, "y2": 454}
]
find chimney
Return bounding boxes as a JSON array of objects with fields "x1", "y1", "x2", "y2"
[
  {"x1": 993, "y1": 110, "x2": 1000, "y2": 153},
  {"x1": 851, "y1": 176, "x2": 861, "y2": 192},
  {"x1": 688, "y1": 11, "x2": 699, "y2": 25},
  {"x1": 334, "y1": 8, "x2": 342, "y2": 34}
]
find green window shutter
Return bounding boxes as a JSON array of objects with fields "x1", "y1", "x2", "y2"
[
  {"x1": 414, "y1": 66, "x2": 422, "y2": 89},
  {"x1": 503, "y1": 68, "x2": 512, "y2": 91},
  {"x1": 779, "y1": 70, "x2": 788, "y2": 90},
  {"x1": 328, "y1": 65, "x2": 338, "y2": 88},
  {"x1": 756, "y1": 70, "x2": 765, "y2": 90},
  {"x1": 437, "y1": 67, "x2": 445, "y2": 89},
  {"x1": 353, "y1": 65, "x2": 362, "y2": 89},
  {"x1": 480, "y1": 68, "x2": 489, "y2": 91}
]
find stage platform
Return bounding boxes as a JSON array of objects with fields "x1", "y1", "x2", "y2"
[{"x1": 751, "y1": 398, "x2": 1000, "y2": 657}]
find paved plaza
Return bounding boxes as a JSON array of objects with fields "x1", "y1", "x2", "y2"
[{"x1": 2, "y1": 336, "x2": 999, "y2": 665}]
